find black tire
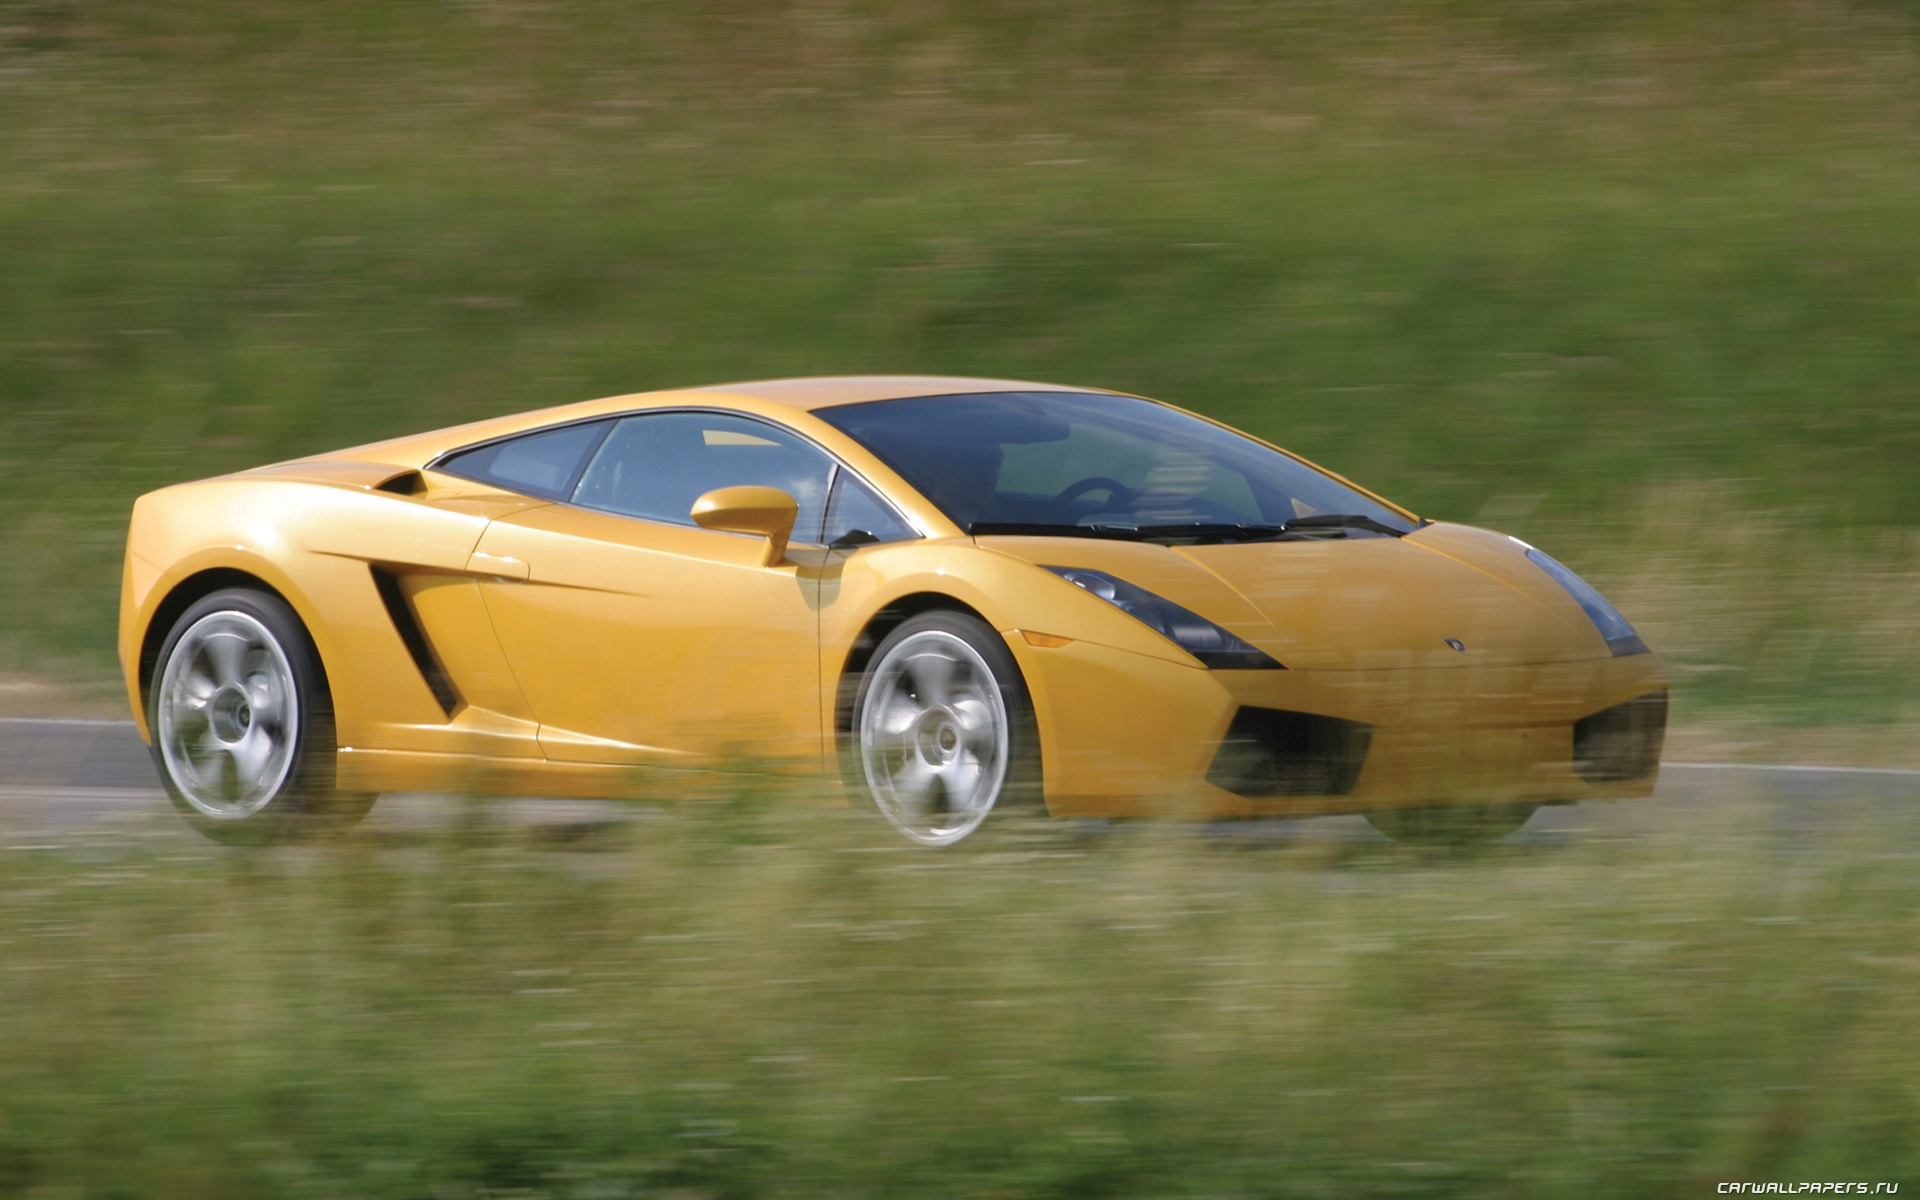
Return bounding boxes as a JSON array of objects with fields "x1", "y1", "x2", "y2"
[
  {"x1": 1364, "y1": 802, "x2": 1539, "y2": 846},
  {"x1": 147, "y1": 587, "x2": 376, "y2": 845},
  {"x1": 847, "y1": 610, "x2": 1042, "y2": 846}
]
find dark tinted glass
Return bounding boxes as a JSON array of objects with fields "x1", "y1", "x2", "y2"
[
  {"x1": 822, "y1": 470, "x2": 917, "y2": 546},
  {"x1": 572, "y1": 412, "x2": 834, "y2": 542},
  {"x1": 816, "y1": 392, "x2": 1413, "y2": 533},
  {"x1": 437, "y1": 420, "x2": 609, "y2": 499}
]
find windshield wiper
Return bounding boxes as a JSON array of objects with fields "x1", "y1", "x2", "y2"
[
  {"x1": 1107, "y1": 518, "x2": 1413, "y2": 543},
  {"x1": 1098, "y1": 522, "x2": 1293, "y2": 544},
  {"x1": 968, "y1": 522, "x2": 1151, "y2": 541},
  {"x1": 1277, "y1": 513, "x2": 1414, "y2": 538},
  {"x1": 969, "y1": 515, "x2": 1415, "y2": 544}
]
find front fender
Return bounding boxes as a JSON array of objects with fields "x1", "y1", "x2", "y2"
[{"x1": 820, "y1": 538, "x2": 1203, "y2": 672}]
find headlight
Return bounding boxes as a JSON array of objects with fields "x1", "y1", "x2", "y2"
[
  {"x1": 1526, "y1": 549, "x2": 1648, "y2": 657},
  {"x1": 1044, "y1": 567, "x2": 1284, "y2": 669}
]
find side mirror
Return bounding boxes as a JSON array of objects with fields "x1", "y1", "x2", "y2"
[{"x1": 690, "y1": 486, "x2": 799, "y2": 565}]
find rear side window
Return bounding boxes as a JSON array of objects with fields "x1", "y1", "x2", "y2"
[{"x1": 436, "y1": 421, "x2": 610, "y2": 498}]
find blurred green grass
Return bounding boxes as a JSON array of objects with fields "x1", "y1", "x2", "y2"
[
  {"x1": 2, "y1": 792, "x2": 1917, "y2": 1198},
  {"x1": 1, "y1": 0, "x2": 1917, "y2": 736}
]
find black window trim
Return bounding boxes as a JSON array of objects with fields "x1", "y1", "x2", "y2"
[{"x1": 426, "y1": 406, "x2": 923, "y2": 550}]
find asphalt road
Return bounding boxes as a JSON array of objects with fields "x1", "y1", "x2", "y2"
[
  {"x1": 0, "y1": 717, "x2": 645, "y2": 847},
  {"x1": 4, "y1": 716, "x2": 1917, "y2": 849}
]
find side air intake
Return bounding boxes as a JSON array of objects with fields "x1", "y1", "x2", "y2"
[
  {"x1": 369, "y1": 567, "x2": 460, "y2": 716},
  {"x1": 373, "y1": 470, "x2": 426, "y2": 496},
  {"x1": 1207, "y1": 708, "x2": 1372, "y2": 798}
]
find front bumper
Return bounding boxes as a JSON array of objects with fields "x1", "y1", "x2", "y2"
[{"x1": 1012, "y1": 635, "x2": 1669, "y2": 820}]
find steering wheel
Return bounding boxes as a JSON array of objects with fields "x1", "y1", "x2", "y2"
[{"x1": 1053, "y1": 475, "x2": 1136, "y2": 509}]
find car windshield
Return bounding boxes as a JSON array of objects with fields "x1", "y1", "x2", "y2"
[{"x1": 815, "y1": 391, "x2": 1416, "y2": 539}]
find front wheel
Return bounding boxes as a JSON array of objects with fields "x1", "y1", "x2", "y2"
[
  {"x1": 1364, "y1": 803, "x2": 1539, "y2": 846},
  {"x1": 851, "y1": 611, "x2": 1040, "y2": 846},
  {"x1": 149, "y1": 587, "x2": 375, "y2": 845}
]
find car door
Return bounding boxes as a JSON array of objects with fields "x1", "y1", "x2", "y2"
[{"x1": 467, "y1": 410, "x2": 835, "y2": 771}]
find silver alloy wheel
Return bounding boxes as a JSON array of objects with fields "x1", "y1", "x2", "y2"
[
  {"x1": 155, "y1": 609, "x2": 301, "y2": 820},
  {"x1": 859, "y1": 629, "x2": 1011, "y2": 846}
]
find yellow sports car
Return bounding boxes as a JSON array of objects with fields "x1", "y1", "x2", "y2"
[{"x1": 119, "y1": 376, "x2": 1667, "y2": 846}]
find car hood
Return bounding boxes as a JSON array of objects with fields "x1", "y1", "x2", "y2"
[{"x1": 976, "y1": 522, "x2": 1607, "y2": 670}]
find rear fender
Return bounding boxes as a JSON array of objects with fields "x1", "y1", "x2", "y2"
[{"x1": 121, "y1": 477, "x2": 514, "y2": 747}]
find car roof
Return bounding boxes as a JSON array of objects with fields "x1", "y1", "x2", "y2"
[
  {"x1": 306, "y1": 375, "x2": 1126, "y2": 469},
  {"x1": 689, "y1": 375, "x2": 1112, "y2": 412}
]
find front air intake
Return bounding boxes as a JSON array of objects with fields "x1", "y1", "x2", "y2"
[
  {"x1": 1207, "y1": 708, "x2": 1372, "y2": 798},
  {"x1": 1573, "y1": 690, "x2": 1668, "y2": 783}
]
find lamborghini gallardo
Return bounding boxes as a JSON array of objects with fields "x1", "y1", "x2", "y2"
[{"x1": 119, "y1": 376, "x2": 1667, "y2": 845}]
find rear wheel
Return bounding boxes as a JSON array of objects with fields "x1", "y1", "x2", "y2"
[
  {"x1": 149, "y1": 588, "x2": 375, "y2": 844},
  {"x1": 1365, "y1": 803, "x2": 1538, "y2": 846},
  {"x1": 851, "y1": 611, "x2": 1040, "y2": 846}
]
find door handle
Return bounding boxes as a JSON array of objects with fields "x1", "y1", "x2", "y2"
[{"x1": 467, "y1": 551, "x2": 530, "y2": 580}]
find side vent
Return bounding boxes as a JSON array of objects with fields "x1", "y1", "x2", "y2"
[
  {"x1": 1207, "y1": 708, "x2": 1372, "y2": 798},
  {"x1": 374, "y1": 470, "x2": 426, "y2": 496},
  {"x1": 369, "y1": 567, "x2": 460, "y2": 716}
]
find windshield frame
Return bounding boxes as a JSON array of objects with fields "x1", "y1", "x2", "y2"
[{"x1": 813, "y1": 390, "x2": 1421, "y2": 540}]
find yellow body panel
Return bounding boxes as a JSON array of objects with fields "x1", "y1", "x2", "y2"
[
  {"x1": 468, "y1": 503, "x2": 822, "y2": 769},
  {"x1": 120, "y1": 375, "x2": 1668, "y2": 821}
]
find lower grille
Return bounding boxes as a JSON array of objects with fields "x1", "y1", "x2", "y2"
[
  {"x1": 1573, "y1": 690, "x2": 1668, "y2": 783},
  {"x1": 1207, "y1": 708, "x2": 1372, "y2": 798}
]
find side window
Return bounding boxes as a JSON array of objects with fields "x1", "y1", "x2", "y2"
[
  {"x1": 572, "y1": 412, "x2": 834, "y2": 544},
  {"x1": 436, "y1": 420, "x2": 610, "y2": 499},
  {"x1": 822, "y1": 470, "x2": 918, "y2": 547}
]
